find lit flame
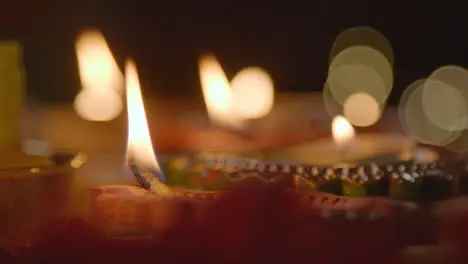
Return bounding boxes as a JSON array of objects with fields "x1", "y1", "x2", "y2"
[
  {"x1": 74, "y1": 89, "x2": 123, "y2": 121},
  {"x1": 332, "y1": 115, "x2": 355, "y2": 148},
  {"x1": 75, "y1": 30, "x2": 123, "y2": 91},
  {"x1": 198, "y1": 54, "x2": 244, "y2": 129},
  {"x1": 125, "y1": 60, "x2": 161, "y2": 173},
  {"x1": 231, "y1": 66, "x2": 274, "y2": 119},
  {"x1": 74, "y1": 29, "x2": 123, "y2": 121}
]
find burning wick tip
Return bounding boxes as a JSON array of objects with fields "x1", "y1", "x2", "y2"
[{"x1": 128, "y1": 160, "x2": 171, "y2": 195}]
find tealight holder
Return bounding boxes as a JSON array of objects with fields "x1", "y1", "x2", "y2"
[
  {"x1": 128, "y1": 156, "x2": 424, "y2": 225},
  {"x1": 128, "y1": 145, "x2": 461, "y2": 223},
  {"x1": 0, "y1": 152, "x2": 86, "y2": 241},
  {"x1": 119, "y1": 149, "x2": 461, "y2": 244}
]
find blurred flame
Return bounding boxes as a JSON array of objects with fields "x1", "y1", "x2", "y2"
[
  {"x1": 76, "y1": 30, "x2": 123, "y2": 91},
  {"x1": 74, "y1": 29, "x2": 123, "y2": 121},
  {"x1": 198, "y1": 54, "x2": 244, "y2": 129},
  {"x1": 125, "y1": 60, "x2": 160, "y2": 173},
  {"x1": 74, "y1": 89, "x2": 123, "y2": 121},
  {"x1": 332, "y1": 115, "x2": 355, "y2": 147},
  {"x1": 231, "y1": 66, "x2": 274, "y2": 119}
]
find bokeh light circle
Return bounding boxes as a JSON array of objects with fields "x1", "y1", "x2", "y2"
[
  {"x1": 231, "y1": 66, "x2": 274, "y2": 119},
  {"x1": 329, "y1": 46, "x2": 393, "y2": 103},
  {"x1": 426, "y1": 65, "x2": 468, "y2": 130},
  {"x1": 398, "y1": 79, "x2": 460, "y2": 146},
  {"x1": 330, "y1": 26, "x2": 394, "y2": 67},
  {"x1": 322, "y1": 82, "x2": 342, "y2": 118},
  {"x1": 327, "y1": 63, "x2": 388, "y2": 105},
  {"x1": 398, "y1": 79, "x2": 425, "y2": 135},
  {"x1": 445, "y1": 130, "x2": 468, "y2": 153},
  {"x1": 424, "y1": 65, "x2": 468, "y2": 152},
  {"x1": 429, "y1": 65, "x2": 468, "y2": 92},
  {"x1": 421, "y1": 79, "x2": 467, "y2": 131},
  {"x1": 343, "y1": 92, "x2": 381, "y2": 127}
]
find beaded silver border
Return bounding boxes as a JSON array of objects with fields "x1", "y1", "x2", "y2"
[{"x1": 131, "y1": 152, "x2": 456, "y2": 192}]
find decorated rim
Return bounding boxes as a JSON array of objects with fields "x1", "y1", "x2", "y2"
[
  {"x1": 131, "y1": 151, "x2": 264, "y2": 193},
  {"x1": 207, "y1": 148, "x2": 450, "y2": 182},
  {"x1": 129, "y1": 156, "x2": 452, "y2": 220},
  {"x1": 130, "y1": 149, "x2": 450, "y2": 186},
  {"x1": 130, "y1": 146, "x2": 460, "y2": 203}
]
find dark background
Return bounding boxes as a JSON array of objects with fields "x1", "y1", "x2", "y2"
[{"x1": 1, "y1": 1, "x2": 467, "y2": 104}]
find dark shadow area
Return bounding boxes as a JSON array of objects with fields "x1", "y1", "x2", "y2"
[{"x1": 1, "y1": 0, "x2": 467, "y2": 104}]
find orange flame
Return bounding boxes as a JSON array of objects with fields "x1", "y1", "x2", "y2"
[
  {"x1": 332, "y1": 115, "x2": 355, "y2": 149},
  {"x1": 125, "y1": 60, "x2": 160, "y2": 174},
  {"x1": 74, "y1": 29, "x2": 123, "y2": 121},
  {"x1": 198, "y1": 54, "x2": 244, "y2": 129}
]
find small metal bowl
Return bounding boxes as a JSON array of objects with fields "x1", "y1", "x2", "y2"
[{"x1": 0, "y1": 152, "x2": 86, "y2": 241}]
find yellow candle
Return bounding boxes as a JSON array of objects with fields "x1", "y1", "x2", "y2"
[
  {"x1": 0, "y1": 41, "x2": 52, "y2": 169},
  {"x1": 0, "y1": 41, "x2": 24, "y2": 150}
]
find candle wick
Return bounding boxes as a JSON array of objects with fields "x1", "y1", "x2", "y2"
[{"x1": 128, "y1": 159, "x2": 172, "y2": 195}]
